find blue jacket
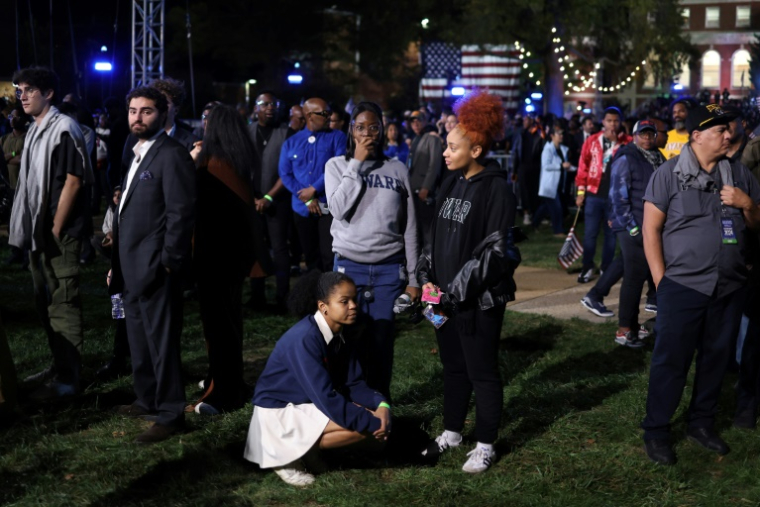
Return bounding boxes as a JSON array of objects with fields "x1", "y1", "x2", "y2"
[
  {"x1": 538, "y1": 142, "x2": 569, "y2": 199},
  {"x1": 278, "y1": 128, "x2": 347, "y2": 216},
  {"x1": 384, "y1": 142, "x2": 409, "y2": 164},
  {"x1": 252, "y1": 315, "x2": 385, "y2": 433},
  {"x1": 609, "y1": 143, "x2": 657, "y2": 233}
]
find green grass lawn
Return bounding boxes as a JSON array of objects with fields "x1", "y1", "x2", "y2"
[{"x1": 1, "y1": 231, "x2": 758, "y2": 507}]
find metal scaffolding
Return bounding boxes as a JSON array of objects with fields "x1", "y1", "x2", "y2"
[{"x1": 131, "y1": 0, "x2": 164, "y2": 88}]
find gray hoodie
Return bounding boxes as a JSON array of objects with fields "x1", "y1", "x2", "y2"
[{"x1": 325, "y1": 156, "x2": 419, "y2": 286}]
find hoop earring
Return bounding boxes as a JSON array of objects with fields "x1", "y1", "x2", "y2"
[{"x1": 324, "y1": 310, "x2": 328, "y2": 315}]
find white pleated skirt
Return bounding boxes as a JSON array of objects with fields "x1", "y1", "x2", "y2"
[{"x1": 243, "y1": 403, "x2": 330, "y2": 469}]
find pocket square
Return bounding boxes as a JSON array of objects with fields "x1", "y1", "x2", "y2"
[{"x1": 139, "y1": 170, "x2": 154, "y2": 181}]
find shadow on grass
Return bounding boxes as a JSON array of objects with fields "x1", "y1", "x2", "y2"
[
  {"x1": 499, "y1": 346, "x2": 648, "y2": 455},
  {"x1": 88, "y1": 442, "x2": 260, "y2": 507}
]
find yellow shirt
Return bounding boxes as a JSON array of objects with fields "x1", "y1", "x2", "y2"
[{"x1": 660, "y1": 130, "x2": 689, "y2": 160}]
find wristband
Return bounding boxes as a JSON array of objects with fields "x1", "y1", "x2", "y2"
[
  {"x1": 11, "y1": 151, "x2": 16, "y2": 157},
  {"x1": 378, "y1": 402, "x2": 391, "y2": 410},
  {"x1": 305, "y1": 199, "x2": 313, "y2": 206},
  {"x1": 577, "y1": 189, "x2": 585, "y2": 196},
  {"x1": 629, "y1": 226, "x2": 640, "y2": 237},
  {"x1": 263, "y1": 194, "x2": 273, "y2": 202}
]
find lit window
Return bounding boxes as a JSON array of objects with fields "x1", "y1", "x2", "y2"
[
  {"x1": 682, "y1": 8, "x2": 690, "y2": 28},
  {"x1": 732, "y1": 49, "x2": 750, "y2": 88},
  {"x1": 737, "y1": 6, "x2": 751, "y2": 28},
  {"x1": 676, "y1": 61, "x2": 691, "y2": 90},
  {"x1": 706, "y1": 7, "x2": 720, "y2": 28},
  {"x1": 702, "y1": 50, "x2": 721, "y2": 88}
]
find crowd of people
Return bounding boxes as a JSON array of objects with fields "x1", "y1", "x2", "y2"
[{"x1": 2, "y1": 63, "x2": 760, "y2": 485}]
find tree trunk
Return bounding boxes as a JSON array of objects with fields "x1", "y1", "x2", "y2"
[{"x1": 545, "y1": 53, "x2": 564, "y2": 117}]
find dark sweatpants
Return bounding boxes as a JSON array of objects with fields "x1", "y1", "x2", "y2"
[
  {"x1": 737, "y1": 285, "x2": 760, "y2": 413},
  {"x1": 123, "y1": 273, "x2": 185, "y2": 427},
  {"x1": 617, "y1": 232, "x2": 651, "y2": 329},
  {"x1": 293, "y1": 212, "x2": 333, "y2": 272},
  {"x1": 435, "y1": 304, "x2": 506, "y2": 444},
  {"x1": 642, "y1": 277, "x2": 745, "y2": 440}
]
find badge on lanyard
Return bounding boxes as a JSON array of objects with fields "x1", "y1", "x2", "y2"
[
  {"x1": 721, "y1": 217, "x2": 738, "y2": 244},
  {"x1": 308, "y1": 135, "x2": 316, "y2": 144}
]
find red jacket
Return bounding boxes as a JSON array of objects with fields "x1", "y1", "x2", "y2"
[{"x1": 575, "y1": 131, "x2": 632, "y2": 195}]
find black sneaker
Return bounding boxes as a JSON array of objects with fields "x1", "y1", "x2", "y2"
[
  {"x1": 580, "y1": 296, "x2": 614, "y2": 318},
  {"x1": 644, "y1": 438, "x2": 676, "y2": 465},
  {"x1": 577, "y1": 268, "x2": 594, "y2": 284}
]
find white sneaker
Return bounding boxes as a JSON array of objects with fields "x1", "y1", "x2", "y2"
[
  {"x1": 522, "y1": 214, "x2": 531, "y2": 225},
  {"x1": 197, "y1": 379, "x2": 205, "y2": 390},
  {"x1": 421, "y1": 431, "x2": 462, "y2": 457},
  {"x1": 462, "y1": 446, "x2": 496, "y2": 474},
  {"x1": 274, "y1": 461, "x2": 315, "y2": 487}
]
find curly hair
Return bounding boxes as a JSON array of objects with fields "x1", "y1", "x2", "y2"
[
  {"x1": 148, "y1": 77, "x2": 186, "y2": 108},
  {"x1": 452, "y1": 91, "x2": 504, "y2": 152}
]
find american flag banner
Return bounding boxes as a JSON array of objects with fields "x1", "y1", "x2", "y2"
[
  {"x1": 420, "y1": 42, "x2": 461, "y2": 99},
  {"x1": 557, "y1": 227, "x2": 583, "y2": 269},
  {"x1": 461, "y1": 45, "x2": 520, "y2": 110},
  {"x1": 420, "y1": 43, "x2": 520, "y2": 109}
]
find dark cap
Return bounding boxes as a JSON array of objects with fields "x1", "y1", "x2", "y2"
[
  {"x1": 633, "y1": 120, "x2": 656, "y2": 134},
  {"x1": 685, "y1": 104, "x2": 738, "y2": 134}
]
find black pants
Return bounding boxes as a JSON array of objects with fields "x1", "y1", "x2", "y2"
[
  {"x1": 414, "y1": 196, "x2": 436, "y2": 251},
  {"x1": 737, "y1": 285, "x2": 760, "y2": 412},
  {"x1": 197, "y1": 271, "x2": 244, "y2": 411},
  {"x1": 435, "y1": 304, "x2": 506, "y2": 444},
  {"x1": 293, "y1": 212, "x2": 333, "y2": 272},
  {"x1": 123, "y1": 273, "x2": 185, "y2": 426},
  {"x1": 586, "y1": 254, "x2": 656, "y2": 305},
  {"x1": 112, "y1": 318, "x2": 129, "y2": 359},
  {"x1": 617, "y1": 232, "x2": 651, "y2": 328},
  {"x1": 642, "y1": 278, "x2": 745, "y2": 440},
  {"x1": 252, "y1": 199, "x2": 293, "y2": 305}
]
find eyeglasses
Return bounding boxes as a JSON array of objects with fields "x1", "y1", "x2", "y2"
[
  {"x1": 352, "y1": 123, "x2": 381, "y2": 135},
  {"x1": 15, "y1": 86, "x2": 39, "y2": 99},
  {"x1": 256, "y1": 100, "x2": 280, "y2": 108},
  {"x1": 636, "y1": 131, "x2": 656, "y2": 139},
  {"x1": 308, "y1": 110, "x2": 331, "y2": 119}
]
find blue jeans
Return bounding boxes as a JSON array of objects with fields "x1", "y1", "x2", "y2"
[
  {"x1": 582, "y1": 194, "x2": 616, "y2": 272},
  {"x1": 334, "y1": 253, "x2": 407, "y2": 399},
  {"x1": 533, "y1": 195, "x2": 563, "y2": 234}
]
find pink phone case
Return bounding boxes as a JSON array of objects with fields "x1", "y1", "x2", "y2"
[{"x1": 421, "y1": 288, "x2": 441, "y2": 304}]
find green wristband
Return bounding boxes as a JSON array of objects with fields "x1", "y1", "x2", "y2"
[
  {"x1": 263, "y1": 194, "x2": 273, "y2": 202},
  {"x1": 378, "y1": 402, "x2": 391, "y2": 410},
  {"x1": 629, "y1": 226, "x2": 640, "y2": 237},
  {"x1": 305, "y1": 199, "x2": 313, "y2": 206}
]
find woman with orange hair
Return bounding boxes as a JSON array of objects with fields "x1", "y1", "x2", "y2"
[{"x1": 417, "y1": 91, "x2": 520, "y2": 473}]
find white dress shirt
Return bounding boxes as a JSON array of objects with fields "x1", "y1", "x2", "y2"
[{"x1": 119, "y1": 132, "x2": 161, "y2": 215}]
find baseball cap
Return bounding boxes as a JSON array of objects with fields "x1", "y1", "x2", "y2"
[
  {"x1": 685, "y1": 104, "x2": 738, "y2": 134},
  {"x1": 633, "y1": 120, "x2": 657, "y2": 134}
]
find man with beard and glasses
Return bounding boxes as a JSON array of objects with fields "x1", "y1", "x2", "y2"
[
  {"x1": 661, "y1": 98, "x2": 693, "y2": 160},
  {"x1": 109, "y1": 86, "x2": 196, "y2": 444},
  {"x1": 248, "y1": 92, "x2": 291, "y2": 310},
  {"x1": 9, "y1": 66, "x2": 93, "y2": 400}
]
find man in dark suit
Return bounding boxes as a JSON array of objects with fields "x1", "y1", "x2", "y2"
[
  {"x1": 248, "y1": 92, "x2": 290, "y2": 309},
  {"x1": 109, "y1": 86, "x2": 196, "y2": 444},
  {"x1": 98, "y1": 78, "x2": 200, "y2": 380}
]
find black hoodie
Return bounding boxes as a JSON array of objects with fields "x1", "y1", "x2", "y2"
[{"x1": 417, "y1": 159, "x2": 520, "y2": 311}]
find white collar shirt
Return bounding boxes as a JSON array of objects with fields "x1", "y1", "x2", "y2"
[{"x1": 119, "y1": 131, "x2": 161, "y2": 214}]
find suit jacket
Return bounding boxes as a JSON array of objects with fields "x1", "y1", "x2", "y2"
[
  {"x1": 247, "y1": 123, "x2": 289, "y2": 199},
  {"x1": 121, "y1": 127, "x2": 199, "y2": 183},
  {"x1": 110, "y1": 133, "x2": 196, "y2": 297},
  {"x1": 408, "y1": 132, "x2": 443, "y2": 194}
]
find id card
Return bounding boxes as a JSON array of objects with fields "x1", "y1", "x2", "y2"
[
  {"x1": 423, "y1": 304, "x2": 448, "y2": 329},
  {"x1": 721, "y1": 218, "x2": 737, "y2": 244}
]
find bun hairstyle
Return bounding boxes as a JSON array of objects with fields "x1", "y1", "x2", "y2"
[
  {"x1": 287, "y1": 269, "x2": 356, "y2": 318},
  {"x1": 452, "y1": 91, "x2": 504, "y2": 153}
]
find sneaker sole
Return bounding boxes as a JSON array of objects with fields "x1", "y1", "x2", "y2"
[
  {"x1": 614, "y1": 336, "x2": 645, "y2": 348},
  {"x1": 580, "y1": 299, "x2": 614, "y2": 318},
  {"x1": 645, "y1": 308, "x2": 657, "y2": 314}
]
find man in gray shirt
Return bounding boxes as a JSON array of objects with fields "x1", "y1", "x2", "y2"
[{"x1": 641, "y1": 104, "x2": 760, "y2": 465}]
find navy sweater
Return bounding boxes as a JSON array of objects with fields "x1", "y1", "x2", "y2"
[{"x1": 252, "y1": 315, "x2": 385, "y2": 433}]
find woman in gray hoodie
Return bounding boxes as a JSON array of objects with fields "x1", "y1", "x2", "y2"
[{"x1": 325, "y1": 101, "x2": 420, "y2": 399}]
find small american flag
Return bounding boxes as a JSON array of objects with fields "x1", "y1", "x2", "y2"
[
  {"x1": 420, "y1": 42, "x2": 461, "y2": 99},
  {"x1": 557, "y1": 227, "x2": 583, "y2": 269}
]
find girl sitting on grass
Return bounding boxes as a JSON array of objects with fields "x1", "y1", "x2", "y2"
[{"x1": 244, "y1": 270, "x2": 391, "y2": 487}]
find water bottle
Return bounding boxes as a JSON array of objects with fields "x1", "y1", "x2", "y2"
[
  {"x1": 111, "y1": 293, "x2": 125, "y2": 320},
  {"x1": 393, "y1": 293, "x2": 413, "y2": 314}
]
